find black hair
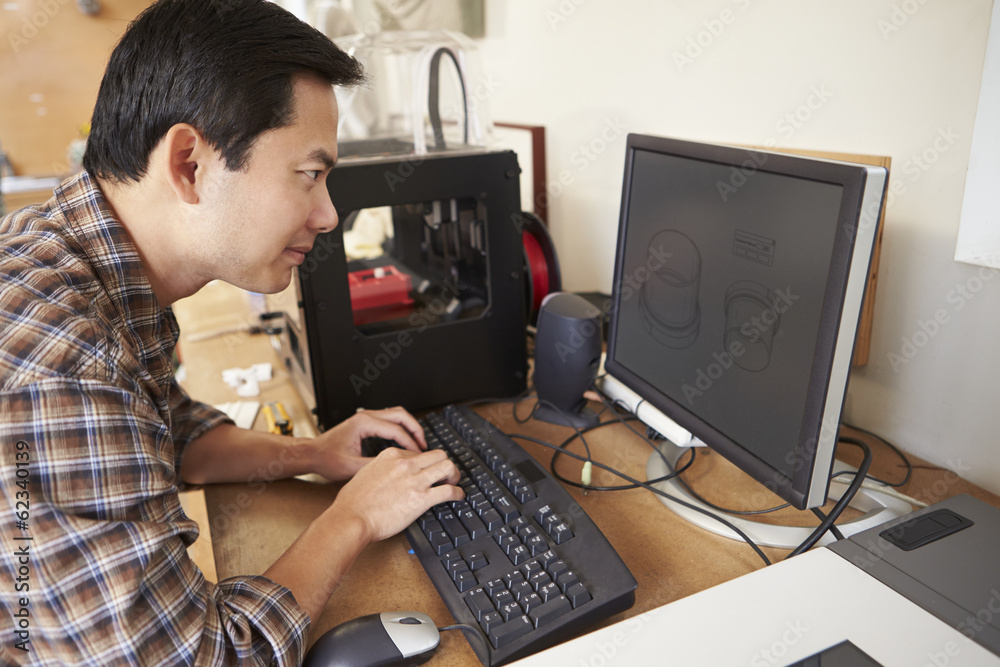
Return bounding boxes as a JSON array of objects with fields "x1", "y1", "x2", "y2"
[{"x1": 83, "y1": 0, "x2": 364, "y2": 183}]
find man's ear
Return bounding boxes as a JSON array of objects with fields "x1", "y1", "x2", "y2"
[{"x1": 161, "y1": 123, "x2": 218, "y2": 206}]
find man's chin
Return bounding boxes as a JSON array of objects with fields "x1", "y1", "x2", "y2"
[{"x1": 231, "y1": 270, "x2": 294, "y2": 296}]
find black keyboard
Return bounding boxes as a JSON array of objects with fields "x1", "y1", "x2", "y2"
[{"x1": 376, "y1": 404, "x2": 637, "y2": 665}]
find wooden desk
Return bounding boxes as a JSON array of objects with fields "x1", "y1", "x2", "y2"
[{"x1": 173, "y1": 282, "x2": 1000, "y2": 666}]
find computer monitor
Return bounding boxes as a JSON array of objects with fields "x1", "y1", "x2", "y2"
[{"x1": 599, "y1": 134, "x2": 908, "y2": 547}]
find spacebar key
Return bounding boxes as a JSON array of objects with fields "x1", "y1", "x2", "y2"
[{"x1": 488, "y1": 615, "x2": 533, "y2": 649}]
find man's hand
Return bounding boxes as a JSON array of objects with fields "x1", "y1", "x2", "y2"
[
  {"x1": 307, "y1": 406, "x2": 429, "y2": 481},
  {"x1": 328, "y1": 447, "x2": 463, "y2": 544}
]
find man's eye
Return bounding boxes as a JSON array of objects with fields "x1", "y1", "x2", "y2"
[{"x1": 304, "y1": 170, "x2": 321, "y2": 181}]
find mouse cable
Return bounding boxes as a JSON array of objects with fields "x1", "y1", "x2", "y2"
[
  {"x1": 505, "y1": 432, "x2": 772, "y2": 566},
  {"x1": 438, "y1": 623, "x2": 492, "y2": 665}
]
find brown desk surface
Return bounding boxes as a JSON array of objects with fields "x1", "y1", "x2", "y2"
[{"x1": 173, "y1": 281, "x2": 1000, "y2": 666}]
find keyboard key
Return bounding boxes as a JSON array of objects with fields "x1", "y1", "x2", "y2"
[
  {"x1": 492, "y1": 589, "x2": 514, "y2": 609},
  {"x1": 538, "y1": 581, "x2": 562, "y2": 602},
  {"x1": 467, "y1": 552, "x2": 488, "y2": 571},
  {"x1": 493, "y1": 496, "x2": 519, "y2": 523},
  {"x1": 480, "y1": 611, "x2": 502, "y2": 634},
  {"x1": 439, "y1": 512, "x2": 471, "y2": 546},
  {"x1": 441, "y1": 549, "x2": 462, "y2": 566},
  {"x1": 526, "y1": 535, "x2": 547, "y2": 556},
  {"x1": 489, "y1": 615, "x2": 533, "y2": 649},
  {"x1": 480, "y1": 509, "x2": 504, "y2": 531},
  {"x1": 521, "y1": 561, "x2": 543, "y2": 579},
  {"x1": 528, "y1": 570, "x2": 552, "y2": 591},
  {"x1": 556, "y1": 570, "x2": 579, "y2": 593},
  {"x1": 517, "y1": 524, "x2": 539, "y2": 541},
  {"x1": 503, "y1": 571, "x2": 525, "y2": 588},
  {"x1": 514, "y1": 484, "x2": 536, "y2": 503},
  {"x1": 499, "y1": 601, "x2": 523, "y2": 622},
  {"x1": 566, "y1": 582, "x2": 592, "y2": 608},
  {"x1": 534, "y1": 505, "x2": 554, "y2": 524},
  {"x1": 446, "y1": 560, "x2": 469, "y2": 580},
  {"x1": 509, "y1": 517, "x2": 529, "y2": 533},
  {"x1": 458, "y1": 509, "x2": 487, "y2": 539},
  {"x1": 537, "y1": 550, "x2": 557, "y2": 569},
  {"x1": 509, "y1": 580, "x2": 532, "y2": 603},
  {"x1": 465, "y1": 589, "x2": 494, "y2": 621},
  {"x1": 546, "y1": 559, "x2": 569, "y2": 579},
  {"x1": 422, "y1": 518, "x2": 443, "y2": 536},
  {"x1": 529, "y1": 595, "x2": 571, "y2": 628},
  {"x1": 455, "y1": 571, "x2": 477, "y2": 592},
  {"x1": 550, "y1": 522, "x2": 574, "y2": 544},
  {"x1": 520, "y1": 592, "x2": 542, "y2": 613},
  {"x1": 508, "y1": 544, "x2": 530, "y2": 565},
  {"x1": 467, "y1": 491, "x2": 489, "y2": 511},
  {"x1": 429, "y1": 530, "x2": 452, "y2": 556},
  {"x1": 485, "y1": 578, "x2": 506, "y2": 598},
  {"x1": 498, "y1": 534, "x2": 519, "y2": 555}
]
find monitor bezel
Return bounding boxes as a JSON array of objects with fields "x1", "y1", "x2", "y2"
[{"x1": 603, "y1": 133, "x2": 886, "y2": 510}]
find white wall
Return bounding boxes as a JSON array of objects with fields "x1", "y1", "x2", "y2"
[{"x1": 477, "y1": 0, "x2": 1000, "y2": 496}]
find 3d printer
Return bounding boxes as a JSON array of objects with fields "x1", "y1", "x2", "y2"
[{"x1": 270, "y1": 31, "x2": 541, "y2": 430}]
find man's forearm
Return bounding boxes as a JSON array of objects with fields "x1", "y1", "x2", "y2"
[
  {"x1": 180, "y1": 423, "x2": 317, "y2": 485},
  {"x1": 263, "y1": 508, "x2": 372, "y2": 625}
]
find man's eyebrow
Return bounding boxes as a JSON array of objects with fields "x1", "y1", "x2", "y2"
[{"x1": 308, "y1": 149, "x2": 336, "y2": 170}]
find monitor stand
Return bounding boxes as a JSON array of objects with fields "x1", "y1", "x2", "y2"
[{"x1": 646, "y1": 440, "x2": 914, "y2": 549}]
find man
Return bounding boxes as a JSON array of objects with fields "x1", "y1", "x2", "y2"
[{"x1": 0, "y1": 0, "x2": 463, "y2": 664}]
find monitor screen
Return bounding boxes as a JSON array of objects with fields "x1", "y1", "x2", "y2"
[{"x1": 603, "y1": 134, "x2": 886, "y2": 510}]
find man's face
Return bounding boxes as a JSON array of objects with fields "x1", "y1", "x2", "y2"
[{"x1": 196, "y1": 75, "x2": 340, "y2": 294}]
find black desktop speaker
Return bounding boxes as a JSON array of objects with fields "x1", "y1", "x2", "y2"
[{"x1": 533, "y1": 292, "x2": 603, "y2": 428}]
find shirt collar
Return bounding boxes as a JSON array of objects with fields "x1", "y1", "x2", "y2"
[{"x1": 54, "y1": 171, "x2": 180, "y2": 375}]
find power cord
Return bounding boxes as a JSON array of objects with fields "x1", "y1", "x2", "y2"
[{"x1": 506, "y1": 429, "x2": 774, "y2": 566}]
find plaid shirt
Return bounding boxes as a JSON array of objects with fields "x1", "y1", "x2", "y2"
[{"x1": 0, "y1": 172, "x2": 309, "y2": 665}]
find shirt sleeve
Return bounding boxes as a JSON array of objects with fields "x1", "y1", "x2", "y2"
[
  {"x1": 168, "y1": 376, "x2": 234, "y2": 473},
  {"x1": 0, "y1": 378, "x2": 310, "y2": 666}
]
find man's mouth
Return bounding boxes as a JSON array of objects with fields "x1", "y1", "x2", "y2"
[{"x1": 284, "y1": 245, "x2": 312, "y2": 264}]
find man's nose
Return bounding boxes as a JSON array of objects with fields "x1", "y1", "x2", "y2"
[{"x1": 311, "y1": 184, "x2": 338, "y2": 233}]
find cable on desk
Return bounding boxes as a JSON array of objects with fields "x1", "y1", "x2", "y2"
[
  {"x1": 512, "y1": 392, "x2": 543, "y2": 425},
  {"x1": 505, "y1": 431, "x2": 773, "y2": 566},
  {"x1": 515, "y1": 428, "x2": 696, "y2": 493},
  {"x1": 787, "y1": 439, "x2": 872, "y2": 558},
  {"x1": 541, "y1": 400, "x2": 696, "y2": 492},
  {"x1": 474, "y1": 396, "x2": 894, "y2": 564},
  {"x1": 439, "y1": 623, "x2": 492, "y2": 665},
  {"x1": 829, "y1": 470, "x2": 927, "y2": 508},
  {"x1": 810, "y1": 507, "x2": 846, "y2": 541},
  {"x1": 538, "y1": 391, "x2": 872, "y2": 559},
  {"x1": 839, "y1": 425, "x2": 913, "y2": 488}
]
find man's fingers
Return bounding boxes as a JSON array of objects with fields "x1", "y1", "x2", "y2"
[
  {"x1": 419, "y1": 453, "x2": 461, "y2": 487},
  {"x1": 360, "y1": 408, "x2": 427, "y2": 451},
  {"x1": 425, "y1": 481, "x2": 466, "y2": 507},
  {"x1": 378, "y1": 448, "x2": 461, "y2": 491}
]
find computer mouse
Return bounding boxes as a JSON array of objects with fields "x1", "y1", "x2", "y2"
[{"x1": 303, "y1": 611, "x2": 440, "y2": 667}]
